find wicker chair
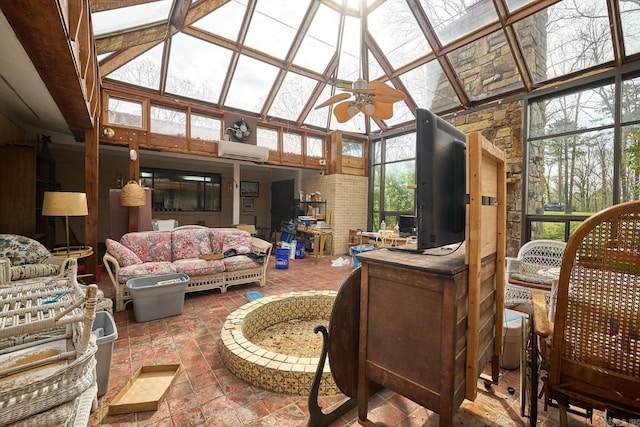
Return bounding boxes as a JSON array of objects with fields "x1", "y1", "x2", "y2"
[
  {"x1": 504, "y1": 239, "x2": 566, "y2": 309},
  {"x1": 528, "y1": 200, "x2": 640, "y2": 426}
]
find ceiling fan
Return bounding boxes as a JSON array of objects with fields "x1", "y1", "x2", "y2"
[
  {"x1": 315, "y1": 78, "x2": 406, "y2": 123},
  {"x1": 315, "y1": 0, "x2": 407, "y2": 123}
]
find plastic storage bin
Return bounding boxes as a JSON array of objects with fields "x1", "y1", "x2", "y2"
[
  {"x1": 92, "y1": 311, "x2": 118, "y2": 396},
  {"x1": 351, "y1": 245, "x2": 376, "y2": 269},
  {"x1": 275, "y1": 247, "x2": 289, "y2": 269},
  {"x1": 500, "y1": 308, "x2": 524, "y2": 369},
  {"x1": 126, "y1": 273, "x2": 189, "y2": 322}
]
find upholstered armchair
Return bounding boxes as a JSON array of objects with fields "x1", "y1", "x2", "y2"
[{"x1": 0, "y1": 234, "x2": 76, "y2": 286}]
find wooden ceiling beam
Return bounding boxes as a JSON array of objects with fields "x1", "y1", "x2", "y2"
[
  {"x1": 95, "y1": 23, "x2": 167, "y2": 54},
  {"x1": 99, "y1": 40, "x2": 162, "y2": 75},
  {"x1": 169, "y1": 0, "x2": 191, "y2": 32},
  {"x1": 90, "y1": 0, "x2": 156, "y2": 13}
]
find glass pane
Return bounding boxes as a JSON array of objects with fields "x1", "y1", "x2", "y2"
[
  {"x1": 530, "y1": 221, "x2": 569, "y2": 241},
  {"x1": 257, "y1": 127, "x2": 278, "y2": 151},
  {"x1": 293, "y1": 4, "x2": 340, "y2": 73},
  {"x1": 400, "y1": 60, "x2": 461, "y2": 113},
  {"x1": 622, "y1": 75, "x2": 640, "y2": 123},
  {"x1": 506, "y1": 0, "x2": 535, "y2": 11},
  {"x1": 621, "y1": 124, "x2": 640, "y2": 202},
  {"x1": 529, "y1": 83, "x2": 615, "y2": 138},
  {"x1": 515, "y1": 0, "x2": 613, "y2": 85},
  {"x1": 305, "y1": 84, "x2": 332, "y2": 128},
  {"x1": 166, "y1": 33, "x2": 233, "y2": 104},
  {"x1": 385, "y1": 133, "x2": 415, "y2": 162},
  {"x1": 372, "y1": 164, "x2": 381, "y2": 212},
  {"x1": 620, "y1": 0, "x2": 640, "y2": 56},
  {"x1": 191, "y1": 0, "x2": 246, "y2": 41},
  {"x1": 381, "y1": 100, "x2": 415, "y2": 127},
  {"x1": 283, "y1": 132, "x2": 302, "y2": 154},
  {"x1": 225, "y1": 55, "x2": 280, "y2": 112},
  {"x1": 420, "y1": 0, "x2": 498, "y2": 46},
  {"x1": 191, "y1": 113, "x2": 221, "y2": 141},
  {"x1": 372, "y1": 139, "x2": 382, "y2": 164},
  {"x1": 150, "y1": 106, "x2": 187, "y2": 137},
  {"x1": 105, "y1": 43, "x2": 164, "y2": 90},
  {"x1": 107, "y1": 96, "x2": 143, "y2": 128},
  {"x1": 244, "y1": 0, "x2": 310, "y2": 60},
  {"x1": 307, "y1": 136, "x2": 323, "y2": 157},
  {"x1": 447, "y1": 30, "x2": 522, "y2": 101},
  {"x1": 269, "y1": 71, "x2": 317, "y2": 121},
  {"x1": 343, "y1": 139, "x2": 363, "y2": 157},
  {"x1": 383, "y1": 160, "x2": 416, "y2": 211},
  {"x1": 337, "y1": 15, "x2": 360, "y2": 82},
  {"x1": 92, "y1": 0, "x2": 172, "y2": 36},
  {"x1": 369, "y1": 0, "x2": 432, "y2": 70},
  {"x1": 142, "y1": 169, "x2": 221, "y2": 212},
  {"x1": 527, "y1": 129, "x2": 614, "y2": 215}
]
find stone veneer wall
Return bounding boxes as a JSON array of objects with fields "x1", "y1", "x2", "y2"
[
  {"x1": 450, "y1": 102, "x2": 524, "y2": 257},
  {"x1": 302, "y1": 174, "x2": 368, "y2": 256}
]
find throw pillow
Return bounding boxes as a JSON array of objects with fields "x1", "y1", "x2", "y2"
[{"x1": 106, "y1": 239, "x2": 142, "y2": 267}]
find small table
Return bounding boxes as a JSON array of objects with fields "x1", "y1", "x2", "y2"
[{"x1": 50, "y1": 246, "x2": 94, "y2": 259}]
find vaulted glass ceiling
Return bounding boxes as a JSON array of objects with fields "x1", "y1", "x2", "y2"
[{"x1": 91, "y1": 0, "x2": 640, "y2": 135}]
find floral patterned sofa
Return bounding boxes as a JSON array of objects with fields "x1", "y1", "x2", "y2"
[
  {"x1": 103, "y1": 226, "x2": 272, "y2": 311},
  {"x1": 0, "y1": 234, "x2": 76, "y2": 285}
]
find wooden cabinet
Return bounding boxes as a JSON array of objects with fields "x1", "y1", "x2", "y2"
[
  {"x1": 0, "y1": 144, "x2": 57, "y2": 245},
  {"x1": 356, "y1": 248, "x2": 498, "y2": 426}
]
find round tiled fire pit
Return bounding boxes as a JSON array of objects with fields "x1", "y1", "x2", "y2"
[{"x1": 220, "y1": 290, "x2": 339, "y2": 395}]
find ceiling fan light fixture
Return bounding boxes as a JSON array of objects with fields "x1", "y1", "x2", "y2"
[
  {"x1": 362, "y1": 102, "x2": 376, "y2": 116},
  {"x1": 352, "y1": 78, "x2": 368, "y2": 90},
  {"x1": 347, "y1": 104, "x2": 359, "y2": 117}
]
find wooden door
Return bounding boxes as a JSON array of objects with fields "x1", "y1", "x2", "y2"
[{"x1": 270, "y1": 179, "x2": 294, "y2": 237}]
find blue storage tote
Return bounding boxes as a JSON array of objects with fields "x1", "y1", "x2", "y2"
[{"x1": 275, "y1": 247, "x2": 289, "y2": 269}]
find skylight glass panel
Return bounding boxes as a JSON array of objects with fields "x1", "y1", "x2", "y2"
[
  {"x1": 305, "y1": 85, "x2": 333, "y2": 128},
  {"x1": 166, "y1": 33, "x2": 232, "y2": 104},
  {"x1": 515, "y1": 0, "x2": 613, "y2": 84},
  {"x1": 399, "y1": 60, "x2": 460, "y2": 113},
  {"x1": 293, "y1": 4, "x2": 340, "y2": 73},
  {"x1": 105, "y1": 43, "x2": 164, "y2": 91},
  {"x1": 381, "y1": 101, "x2": 414, "y2": 127},
  {"x1": 92, "y1": 0, "x2": 172, "y2": 36},
  {"x1": 225, "y1": 55, "x2": 280, "y2": 112},
  {"x1": 269, "y1": 71, "x2": 317, "y2": 122},
  {"x1": 505, "y1": 0, "x2": 535, "y2": 12},
  {"x1": 367, "y1": 49, "x2": 384, "y2": 81},
  {"x1": 368, "y1": 0, "x2": 432, "y2": 70},
  {"x1": 620, "y1": 0, "x2": 640, "y2": 56},
  {"x1": 448, "y1": 30, "x2": 522, "y2": 101},
  {"x1": 337, "y1": 15, "x2": 361, "y2": 82},
  {"x1": 419, "y1": 0, "x2": 498, "y2": 47},
  {"x1": 191, "y1": 0, "x2": 247, "y2": 41},
  {"x1": 331, "y1": 110, "x2": 367, "y2": 134},
  {"x1": 244, "y1": 0, "x2": 310, "y2": 60}
]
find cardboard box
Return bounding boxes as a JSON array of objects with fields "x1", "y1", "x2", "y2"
[{"x1": 109, "y1": 364, "x2": 181, "y2": 414}]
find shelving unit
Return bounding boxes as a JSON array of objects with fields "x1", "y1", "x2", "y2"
[{"x1": 295, "y1": 199, "x2": 327, "y2": 220}]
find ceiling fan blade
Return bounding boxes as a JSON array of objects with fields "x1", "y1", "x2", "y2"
[
  {"x1": 367, "y1": 99, "x2": 394, "y2": 120},
  {"x1": 315, "y1": 92, "x2": 352, "y2": 109},
  {"x1": 368, "y1": 81, "x2": 406, "y2": 103},
  {"x1": 334, "y1": 101, "x2": 358, "y2": 123}
]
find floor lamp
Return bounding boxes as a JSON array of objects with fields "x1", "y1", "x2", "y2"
[{"x1": 42, "y1": 191, "x2": 88, "y2": 255}]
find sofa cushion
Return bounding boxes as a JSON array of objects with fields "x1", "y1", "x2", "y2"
[
  {"x1": 217, "y1": 229, "x2": 252, "y2": 254},
  {"x1": 10, "y1": 264, "x2": 59, "y2": 281},
  {"x1": 117, "y1": 261, "x2": 176, "y2": 284},
  {"x1": 223, "y1": 255, "x2": 260, "y2": 272},
  {"x1": 172, "y1": 258, "x2": 225, "y2": 276},
  {"x1": 120, "y1": 231, "x2": 173, "y2": 263},
  {"x1": 106, "y1": 239, "x2": 142, "y2": 267},
  {"x1": 0, "y1": 234, "x2": 51, "y2": 266},
  {"x1": 172, "y1": 228, "x2": 215, "y2": 259}
]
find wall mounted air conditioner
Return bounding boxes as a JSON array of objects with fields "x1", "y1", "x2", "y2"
[{"x1": 218, "y1": 140, "x2": 269, "y2": 162}]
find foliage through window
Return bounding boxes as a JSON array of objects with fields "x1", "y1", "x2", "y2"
[
  {"x1": 370, "y1": 133, "x2": 416, "y2": 232},
  {"x1": 342, "y1": 138, "x2": 363, "y2": 157},
  {"x1": 140, "y1": 168, "x2": 221, "y2": 212}
]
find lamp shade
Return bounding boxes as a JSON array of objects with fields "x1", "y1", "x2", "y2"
[
  {"x1": 119, "y1": 180, "x2": 146, "y2": 207},
  {"x1": 42, "y1": 192, "x2": 88, "y2": 216}
]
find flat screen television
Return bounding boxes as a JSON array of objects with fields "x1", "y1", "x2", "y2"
[{"x1": 415, "y1": 108, "x2": 466, "y2": 250}]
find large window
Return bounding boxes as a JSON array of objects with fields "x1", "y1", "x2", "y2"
[
  {"x1": 524, "y1": 73, "x2": 640, "y2": 241},
  {"x1": 370, "y1": 132, "x2": 416, "y2": 231},
  {"x1": 140, "y1": 168, "x2": 221, "y2": 212}
]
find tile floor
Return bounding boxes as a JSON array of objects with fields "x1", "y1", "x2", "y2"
[{"x1": 89, "y1": 253, "x2": 627, "y2": 426}]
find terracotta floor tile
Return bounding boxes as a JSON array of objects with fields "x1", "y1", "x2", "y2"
[{"x1": 89, "y1": 255, "x2": 630, "y2": 426}]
